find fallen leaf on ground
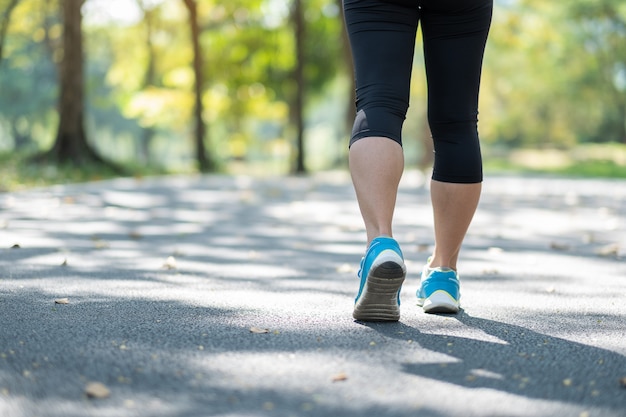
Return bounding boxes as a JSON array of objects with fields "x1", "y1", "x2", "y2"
[
  {"x1": 596, "y1": 243, "x2": 619, "y2": 257},
  {"x1": 249, "y1": 327, "x2": 270, "y2": 334},
  {"x1": 91, "y1": 237, "x2": 110, "y2": 249},
  {"x1": 163, "y1": 256, "x2": 177, "y2": 270},
  {"x1": 550, "y1": 242, "x2": 570, "y2": 251},
  {"x1": 332, "y1": 373, "x2": 348, "y2": 382},
  {"x1": 54, "y1": 298, "x2": 69, "y2": 304},
  {"x1": 85, "y1": 382, "x2": 110, "y2": 399},
  {"x1": 417, "y1": 244, "x2": 430, "y2": 252}
]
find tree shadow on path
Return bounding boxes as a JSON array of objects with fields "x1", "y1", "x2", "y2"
[{"x1": 364, "y1": 311, "x2": 626, "y2": 413}]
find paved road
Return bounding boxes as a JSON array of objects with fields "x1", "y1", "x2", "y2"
[{"x1": 1, "y1": 171, "x2": 625, "y2": 417}]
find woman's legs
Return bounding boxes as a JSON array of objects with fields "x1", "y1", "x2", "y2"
[{"x1": 343, "y1": 0, "x2": 492, "y2": 316}]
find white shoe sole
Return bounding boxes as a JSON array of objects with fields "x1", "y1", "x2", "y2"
[
  {"x1": 353, "y1": 251, "x2": 406, "y2": 322},
  {"x1": 420, "y1": 290, "x2": 460, "y2": 314}
]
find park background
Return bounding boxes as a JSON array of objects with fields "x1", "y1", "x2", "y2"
[{"x1": 1, "y1": 0, "x2": 626, "y2": 189}]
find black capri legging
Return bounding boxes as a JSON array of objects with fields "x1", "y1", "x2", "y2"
[{"x1": 344, "y1": 0, "x2": 493, "y2": 183}]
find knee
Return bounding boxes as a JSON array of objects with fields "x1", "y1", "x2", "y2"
[
  {"x1": 350, "y1": 92, "x2": 409, "y2": 147},
  {"x1": 430, "y1": 121, "x2": 483, "y2": 183}
]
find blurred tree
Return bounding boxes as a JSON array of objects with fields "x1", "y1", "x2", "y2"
[
  {"x1": 291, "y1": 0, "x2": 305, "y2": 173},
  {"x1": 566, "y1": 0, "x2": 626, "y2": 143},
  {"x1": 336, "y1": 0, "x2": 355, "y2": 137},
  {"x1": 135, "y1": 0, "x2": 158, "y2": 163},
  {"x1": 40, "y1": 0, "x2": 107, "y2": 165},
  {"x1": 0, "y1": 0, "x2": 58, "y2": 151},
  {"x1": 0, "y1": 0, "x2": 20, "y2": 63},
  {"x1": 481, "y1": 1, "x2": 626, "y2": 148},
  {"x1": 182, "y1": 0, "x2": 211, "y2": 172}
]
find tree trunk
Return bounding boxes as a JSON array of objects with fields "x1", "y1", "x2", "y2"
[
  {"x1": 336, "y1": 0, "x2": 354, "y2": 167},
  {"x1": 182, "y1": 0, "x2": 211, "y2": 172},
  {"x1": 0, "y1": 0, "x2": 20, "y2": 64},
  {"x1": 137, "y1": 0, "x2": 157, "y2": 163},
  {"x1": 292, "y1": 0, "x2": 306, "y2": 174},
  {"x1": 44, "y1": 0, "x2": 103, "y2": 165}
]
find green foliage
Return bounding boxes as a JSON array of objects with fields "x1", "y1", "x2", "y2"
[
  {"x1": 481, "y1": 0, "x2": 626, "y2": 147},
  {"x1": 483, "y1": 142, "x2": 626, "y2": 178},
  {"x1": 1, "y1": 0, "x2": 625, "y2": 180}
]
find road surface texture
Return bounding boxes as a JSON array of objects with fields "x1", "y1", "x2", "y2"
[{"x1": 1, "y1": 171, "x2": 625, "y2": 417}]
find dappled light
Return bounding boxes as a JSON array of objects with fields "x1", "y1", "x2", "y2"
[{"x1": 1, "y1": 172, "x2": 626, "y2": 416}]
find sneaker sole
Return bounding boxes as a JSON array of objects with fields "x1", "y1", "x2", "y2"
[
  {"x1": 420, "y1": 290, "x2": 460, "y2": 314},
  {"x1": 353, "y1": 261, "x2": 406, "y2": 322}
]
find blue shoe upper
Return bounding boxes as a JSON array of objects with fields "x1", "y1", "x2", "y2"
[
  {"x1": 355, "y1": 236, "x2": 404, "y2": 303},
  {"x1": 417, "y1": 268, "x2": 460, "y2": 301}
]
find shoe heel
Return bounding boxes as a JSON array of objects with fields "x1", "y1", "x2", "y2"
[
  {"x1": 422, "y1": 290, "x2": 459, "y2": 314},
  {"x1": 353, "y1": 262, "x2": 405, "y2": 322}
]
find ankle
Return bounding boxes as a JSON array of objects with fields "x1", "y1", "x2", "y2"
[{"x1": 427, "y1": 256, "x2": 457, "y2": 271}]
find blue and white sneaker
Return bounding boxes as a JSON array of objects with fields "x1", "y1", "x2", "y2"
[
  {"x1": 417, "y1": 261, "x2": 460, "y2": 314},
  {"x1": 353, "y1": 236, "x2": 406, "y2": 322}
]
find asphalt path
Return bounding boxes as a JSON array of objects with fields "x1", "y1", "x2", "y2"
[{"x1": 1, "y1": 171, "x2": 625, "y2": 417}]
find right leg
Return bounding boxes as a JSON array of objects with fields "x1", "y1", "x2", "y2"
[
  {"x1": 417, "y1": 0, "x2": 493, "y2": 313},
  {"x1": 422, "y1": 0, "x2": 492, "y2": 270}
]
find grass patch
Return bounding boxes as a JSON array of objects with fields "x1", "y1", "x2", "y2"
[
  {"x1": 0, "y1": 151, "x2": 170, "y2": 192},
  {"x1": 483, "y1": 143, "x2": 626, "y2": 178}
]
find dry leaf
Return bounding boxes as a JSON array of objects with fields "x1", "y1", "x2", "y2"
[
  {"x1": 417, "y1": 244, "x2": 430, "y2": 253},
  {"x1": 54, "y1": 298, "x2": 69, "y2": 305},
  {"x1": 163, "y1": 256, "x2": 177, "y2": 270},
  {"x1": 596, "y1": 243, "x2": 619, "y2": 257},
  {"x1": 85, "y1": 382, "x2": 110, "y2": 399},
  {"x1": 249, "y1": 327, "x2": 270, "y2": 334},
  {"x1": 91, "y1": 237, "x2": 110, "y2": 249},
  {"x1": 332, "y1": 373, "x2": 348, "y2": 382},
  {"x1": 550, "y1": 242, "x2": 570, "y2": 251}
]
